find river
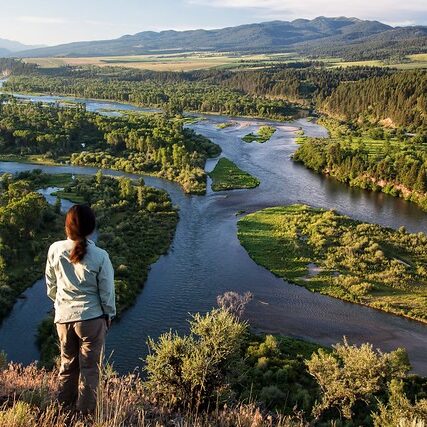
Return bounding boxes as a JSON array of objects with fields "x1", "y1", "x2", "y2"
[{"x1": 0, "y1": 92, "x2": 426, "y2": 374}]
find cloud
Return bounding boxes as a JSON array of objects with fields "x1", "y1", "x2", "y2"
[
  {"x1": 83, "y1": 20, "x2": 113, "y2": 26},
  {"x1": 187, "y1": 0, "x2": 427, "y2": 23},
  {"x1": 386, "y1": 20, "x2": 418, "y2": 27},
  {"x1": 17, "y1": 16, "x2": 66, "y2": 24}
]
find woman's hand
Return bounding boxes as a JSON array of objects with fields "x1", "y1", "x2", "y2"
[{"x1": 105, "y1": 317, "x2": 112, "y2": 330}]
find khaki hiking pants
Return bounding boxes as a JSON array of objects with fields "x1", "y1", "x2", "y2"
[{"x1": 56, "y1": 317, "x2": 107, "y2": 413}]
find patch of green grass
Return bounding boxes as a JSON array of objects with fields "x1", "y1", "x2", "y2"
[
  {"x1": 217, "y1": 122, "x2": 235, "y2": 129},
  {"x1": 328, "y1": 53, "x2": 427, "y2": 70},
  {"x1": 295, "y1": 137, "x2": 306, "y2": 144},
  {"x1": 51, "y1": 190, "x2": 86, "y2": 203},
  {"x1": 209, "y1": 158, "x2": 260, "y2": 191},
  {"x1": 181, "y1": 116, "x2": 205, "y2": 125},
  {"x1": 316, "y1": 117, "x2": 427, "y2": 158},
  {"x1": 243, "y1": 126, "x2": 276, "y2": 143},
  {"x1": 40, "y1": 173, "x2": 75, "y2": 188},
  {"x1": 238, "y1": 205, "x2": 427, "y2": 322},
  {"x1": 0, "y1": 154, "x2": 61, "y2": 165},
  {"x1": 47, "y1": 174, "x2": 90, "y2": 202}
]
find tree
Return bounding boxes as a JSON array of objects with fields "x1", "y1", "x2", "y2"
[
  {"x1": 136, "y1": 186, "x2": 144, "y2": 207},
  {"x1": 118, "y1": 177, "x2": 134, "y2": 200},
  {"x1": 95, "y1": 169, "x2": 103, "y2": 187},
  {"x1": 54, "y1": 197, "x2": 61, "y2": 214},
  {"x1": 216, "y1": 291, "x2": 253, "y2": 318},
  {"x1": 414, "y1": 166, "x2": 427, "y2": 193}
]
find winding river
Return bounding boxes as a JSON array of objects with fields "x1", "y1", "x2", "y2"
[{"x1": 0, "y1": 92, "x2": 426, "y2": 374}]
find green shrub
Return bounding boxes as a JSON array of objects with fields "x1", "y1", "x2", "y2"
[
  {"x1": 306, "y1": 338, "x2": 410, "y2": 420},
  {"x1": 373, "y1": 379, "x2": 427, "y2": 427},
  {"x1": 145, "y1": 308, "x2": 247, "y2": 410},
  {"x1": 233, "y1": 335, "x2": 322, "y2": 414},
  {"x1": 0, "y1": 402, "x2": 36, "y2": 427}
]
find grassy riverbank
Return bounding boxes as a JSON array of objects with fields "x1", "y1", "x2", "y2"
[
  {"x1": 209, "y1": 158, "x2": 260, "y2": 191},
  {"x1": 238, "y1": 205, "x2": 427, "y2": 322},
  {"x1": 0, "y1": 154, "x2": 63, "y2": 166},
  {"x1": 243, "y1": 126, "x2": 276, "y2": 143}
]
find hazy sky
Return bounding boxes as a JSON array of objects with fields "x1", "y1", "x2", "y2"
[{"x1": 1, "y1": 0, "x2": 426, "y2": 46}]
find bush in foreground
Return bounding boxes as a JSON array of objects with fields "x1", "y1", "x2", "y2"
[
  {"x1": 145, "y1": 308, "x2": 248, "y2": 410},
  {"x1": 306, "y1": 338, "x2": 411, "y2": 421}
]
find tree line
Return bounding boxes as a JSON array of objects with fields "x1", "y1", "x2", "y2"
[
  {"x1": 294, "y1": 120, "x2": 427, "y2": 210},
  {"x1": 3, "y1": 60, "x2": 425, "y2": 130},
  {"x1": 1, "y1": 61, "x2": 399, "y2": 119}
]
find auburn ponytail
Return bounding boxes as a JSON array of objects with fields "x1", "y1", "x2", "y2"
[
  {"x1": 65, "y1": 205, "x2": 96, "y2": 264},
  {"x1": 70, "y1": 238, "x2": 88, "y2": 264}
]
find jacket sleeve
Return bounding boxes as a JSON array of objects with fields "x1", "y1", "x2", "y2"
[
  {"x1": 45, "y1": 245, "x2": 58, "y2": 302},
  {"x1": 98, "y1": 252, "x2": 116, "y2": 318}
]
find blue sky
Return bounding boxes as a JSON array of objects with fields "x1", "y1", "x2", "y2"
[{"x1": 1, "y1": 0, "x2": 426, "y2": 45}]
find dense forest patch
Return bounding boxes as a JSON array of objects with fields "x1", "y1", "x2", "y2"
[
  {"x1": 294, "y1": 118, "x2": 427, "y2": 210},
  {"x1": 0, "y1": 61, "x2": 399, "y2": 121},
  {"x1": 0, "y1": 99, "x2": 221, "y2": 193},
  {"x1": 3, "y1": 60, "x2": 425, "y2": 133},
  {"x1": 318, "y1": 70, "x2": 427, "y2": 130}
]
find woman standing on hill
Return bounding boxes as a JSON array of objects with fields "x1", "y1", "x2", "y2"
[{"x1": 45, "y1": 204, "x2": 116, "y2": 414}]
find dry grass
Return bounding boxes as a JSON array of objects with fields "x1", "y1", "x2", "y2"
[
  {"x1": 24, "y1": 54, "x2": 238, "y2": 71},
  {"x1": 24, "y1": 52, "x2": 296, "y2": 71},
  {"x1": 330, "y1": 53, "x2": 427, "y2": 69},
  {"x1": 23, "y1": 51, "x2": 427, "y2": 72},
  {"x1": 22, "y1": 52, "x2": 316, "y2": 72},
  {"x1": 0, "y1": 363, "x2": 305, "y2": 427}
]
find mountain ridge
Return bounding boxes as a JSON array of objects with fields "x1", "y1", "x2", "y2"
[
  {"x1": 8, "y1": 17, "x2": 427, "y2": 59},
  {"x1": 0, "y1": 37, "x2": 44, "y2": 54}
]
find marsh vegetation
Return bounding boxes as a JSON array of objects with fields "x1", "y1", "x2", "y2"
[
  {"x1": 238, "y1": 205, "x2": 427, "y2": 322},
  {"x1": 242, "y1": 126, "x2": 276, "y2": 143},
  {"x1": 209, "y1": 158, "x2": 260, "y2": 191}
]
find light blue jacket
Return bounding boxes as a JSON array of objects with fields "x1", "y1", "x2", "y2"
[{"x1": 45, "y1": 239, "x2": 116, "y2": 323}]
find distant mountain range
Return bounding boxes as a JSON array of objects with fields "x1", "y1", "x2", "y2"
[
  {"x1": 7, "y1": 17, "x2": 427, "y2": 59},
  {"x1": 0, "y1": 38, "x2": 44, "y2": 55}
]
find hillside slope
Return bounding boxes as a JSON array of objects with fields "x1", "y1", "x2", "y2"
[
  {"x1": 0, "y1": 37, "x2": 43, "y2": 53},
  {"x1": 14, "y1": 16, "x2": 398, "y2": 58}
]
